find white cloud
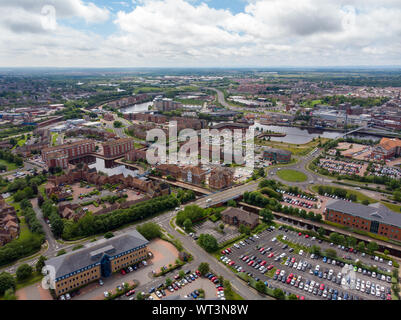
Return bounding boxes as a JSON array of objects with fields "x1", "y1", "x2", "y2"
[{"x1": 0, "y1": 0, "x2": 401, "y2": 67}]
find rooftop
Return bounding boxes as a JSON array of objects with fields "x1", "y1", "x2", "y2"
[
  {"x1": 326, "y1": 199, "x2": 401, "y2": 228},
  {"x1": 46, "y1": 230, "x2": 149, "y2": 279}
]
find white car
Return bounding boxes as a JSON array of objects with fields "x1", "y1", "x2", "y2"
[
  {"x1": 388, "y1": 261, "x2": 393, "y2": 266},
  {"x1": 299, "y1": 250, "x2": 304, "y2": 256},
  {"x1": 315, "y1": 265, "x2": 320, "y2": 271},
  {"x1": 156, "y1": 291, "x2": 163, "y2": 298},
  {"x1": 104, "y1": 291, "x2": 110, "y2": 298},
  {"x1": 293, "y1": 262, "x2": 298, "y2": 269}
]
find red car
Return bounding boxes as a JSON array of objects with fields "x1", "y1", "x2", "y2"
[
  {"x1": 286, "y1": 277, "x2": 291, "y2": 284},
  {"x1": 267, "y1": 265, "x2": 274, "y2": 270},
  {"x1": 298, "y1": 232, "x2": 302, "y2": 236},
  {"x1": 320, "y1": 284, "x2": 325, "y2": 291},
  {"x1": 211, "y1": 277, "x2": 217, "y2": 282},
  {"x1": 305, "y1": 235, "x2": 309, "y2": 239},
  {"x1": 289, "y1": 273, "x2": 294, "y2": 279},
  {"x1": 174, "y1": 275, "x2": 180, "y2": 280},
  {"x1": 275, "y1": 269, "x2": 281, "y2": 275},
  {"x1": 196, "y1": 270, "x2": 201, "y2": 276},
  {"x1": 217, "y1": 287, "x2": 224, "y2": 291},
  {"x1": 221, "y1": 250, "x2": 226, "y2": 255},
  {"x1": 227, "y1": 248, "x2": 232, "y2": 253},
  {"x1": 300, "y1": 296, "x2": 305, "y2": 300},
  {"x1": 259, "y1": 247, "x2": 265, "y2": 252},
  {"x1": 260, "y1": 261, "x2": 267, "y2": 266},
  {"x1": 242, "y1": 256, "x2": 249, "y2": 261},
  {"x1": 120, "y1": 269, "x2": 126, "y2": 275},
  {"x1": 229, "y1": 261, "x2": 235, "y2": 266},
  {"x1": 125, "y1": 290, "x2": 135, "y2": 297},
  {"x1": 267, "y1": 253, "x2": 274, "y2": 258}
]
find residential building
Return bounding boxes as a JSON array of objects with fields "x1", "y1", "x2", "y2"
[
  {"x1": 102, "y1": 138, "x2": 134, "y2": 158},
  {"x1": 45, "y1": 230, "x2": 149, "y2": 297},
  {"x1": 209, "y1": 168, "x2": 234, "y2": 189},
  {"x1": 42, "y1": 140, "x2": 96, "y2": 168},
  {"x1": 154, "y1": 98, "x2": 182, "y2": 111}
]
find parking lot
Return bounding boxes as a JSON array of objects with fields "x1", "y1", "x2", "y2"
[
  {"x1": 219, "y1": 227, "x2": 395, "y2": 300},
  {"x1": 193, "y1": 220, "x2": 241, "y2": 245}
]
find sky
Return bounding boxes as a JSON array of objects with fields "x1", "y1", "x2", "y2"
[{"x1": 0, "y1": 0, "x2": 401, "y2": 68}]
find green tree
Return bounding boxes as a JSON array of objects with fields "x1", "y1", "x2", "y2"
[
  {"x1": 357, "y1": 241, "x2": 366, "y2": 252},
  {"x1": 136, "y1": 292, "x2": 144, "y2": 300},
  {"x1": 0, "y1": 272, "x2": 16, "y2": 295},
  {"x1": 239, "y1": 224, "x2": 251, "y2": 235},
  {"x1": 137, "y1": 222, "x2": 161, "y2": 240},
  {"x1": 394, "y1": 191, "x2": 401, "y2": 202},
  {"x1": 183, "y1": 219, "x2": 193, "y2": 232},
  {"x1": 288, "y1": 294, "x2": 298, "y2": 300},
  {"x1": 260, "y1": 208, "x2": 274, "y2": 224},
  {"x1": 35, "y1": 256, "x2": 47, "y2": 273},
  {"x1": 198, "y1": 262, "x2": 210, "y2": 276},
  {"x1": 3, "y1": 288, "x2": 17, "y2": 300},
  {"x1": 104, "y1": 232, "x2": 114, "y2": 239},
  {"x1": 227, "y1": 199, "x2": 237, "y2": 207},
  {"x1": 311, "y1": 245, "x2": 321, "y2": 256},
  {"x1": 197, "y1": 234, "x2": 218, "y2": 253},
  {"x1": 324, "y1": 249, "x2": 337, "y2": 259},
  {"x1": 367, "y1": 241, "x2": 379, "y2": 254},
  {"x1": 179, "y1": 271, "x2": 186, "y2": 279},
  {"x1": 165, "y1": 278, "x2": 173, "y2": 287},
  {"x1": 255, "y1": 281, "x2": 266, "y2": 293},
  {"x1": 16, "y1": 264, "x2": 33, "y2": 281},
  {"x1": 273, "y1": 288, "x2": 285, "y2": 300},
  {"x1": 219, "y1": 223, "x2": 224, "y2": 231},
  {"x1": 317, "y1": 227, "x2": 325, "y2": 237}
]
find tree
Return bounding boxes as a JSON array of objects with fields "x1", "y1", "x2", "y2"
[
  {"x1": 317, "y1": 227, "x2": 325, "y2": 237},
  {"x1": 255, "y1": 281, "x2": 266, "y2": 293},
  {"x1": 227, "y1": 199, "x2": 237, "y2": 207},
  {"x1": 239, "y1": 224, "x2": 251, "y2": 235},
  {"x1": 357, "y1": 241, "x2": 366, "y2": 252},
  {"x1": 198, "y1": 262, "x2": 210, "y2": 276},
  {"x1": 394, "y1": 191, "x2": 401, "y2": 202},
  {"x1": 136, "y1": 292, "x2": 144, "y2": 300},
  {"x1": 288, "y1": 294, "x2": 298, "y2": 300},
  {"x1": 367, "y1": 241, "x2": 379, "y2": 254},
  {"x1": 260, "y1": 208, "x2": 274, "y2": 224},
  {"x1": 104, "y1": 232, "x2": 114, "y2": 239},
  {"x1": 311, "y1": 245, "x2": 321, "y2": 256},
  {"x1": 0, "y1": 272, "x2": 16, "y2": 295},
  {"x1": 324, "y1": 249, "x2": 337, "y2": 259},
  {"x1": 183, "y1": 219, "x2": 193, "y2": 232},
  {"x1": 197, "y1": 234, "x2": 218, "y2": 253},
  {"x1": 219, "y1": 223, "x2": 224, "y2": 231},
  {"x1": 35, "y1": 256, "x2": 47, "y2": 273},
  {"x1": 3, "y1": 288, "x2": 17, "y2": 300},
  {"x1": 179, "y1": 271, "x2": 186, "y2": 279},
  {"x1": 362, "y1": 199, "x2": 370, "y2": 206},
  {"x1": 165, "y1": 278, "x2": 173, "y2": 287},
  {"x1": 16, "y1": 264, "x2": 33, "y2": 281},
  {"x1": 137, "y1": 222, "x2": 162, "y2": 240},
  {"x1": 273, "y1": 288, "x2": 285, "y2": 300}
]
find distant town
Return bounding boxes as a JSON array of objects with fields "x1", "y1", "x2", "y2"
[{"x1": 0, "y1": 68, "x2": 400, "y2": 302}]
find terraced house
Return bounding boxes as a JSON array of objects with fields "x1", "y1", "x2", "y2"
[{"x1": 45, "y1": 230, "x2": 149, "y2": 297}]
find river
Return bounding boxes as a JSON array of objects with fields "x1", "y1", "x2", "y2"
[
  {"x1": 252, "y1": 122, "x2": 380, "y2": 144},
  {"x1": 121, "y1": 101, "x2": 153, "y2": 113}
]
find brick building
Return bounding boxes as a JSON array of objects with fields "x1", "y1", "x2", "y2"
[
  {"x1": 102, "y1": 138, "x2": 134, "y2": 158},
  {"x1": 0, "y1": 196, "x2": 19, "y2": 246},
  {"x1": 371, "y1": 138, "x2": 401, "y2": 160},
  {"x1": 103, "y1": 113, "x2": 115, "y2": 121},
  {"x1": 42, "y1": 140, "x2": 96, "y2": 168},
  {"x1": 209, "y1": 168, "x2": 234, "y2": 189},
  {"x1": 125, "y1": 149, "x2": 147, "y2": 162},
  {"x1": 46, "y1": 230, "x2": 149, "y2": 297},
  {"x1": 263, "y1": 148, "x2": 292, "y2": 163},
  {"x1": 221, "y1": 207, "x2": 259, "y2": 229},
  {"x1": 325, "y1": 200, "x2": 401, "y2": 241}
]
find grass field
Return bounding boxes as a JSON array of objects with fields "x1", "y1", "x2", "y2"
[
  {"x1": 256, "y1": 137, "x2": 330, "y2": 156},
  {"x1": 276, "y1": 169, "x2": 308, "y2": 182},
  {"x1": 311, "y1": 185, "x2": 378, "y2": 204},
  {"x1": 0, "y1": 159, "x2": 20, "y2": 171}
]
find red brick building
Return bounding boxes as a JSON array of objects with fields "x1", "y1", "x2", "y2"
[
  {"x1": 209, "y1": 168, "x2": 234, "y2": 189},
  {"x1": 325, "y1": 200, "x2": 401, "y2": 241},
  {"x1": 102, "y1": 138, "x2": 134, "y2": 158},
  {"x1": 221, "y1": 207, "x2": 259, "y2": 229},
  {"x1": 42, "y1": 140, "x2": 95, "y2": 168}
]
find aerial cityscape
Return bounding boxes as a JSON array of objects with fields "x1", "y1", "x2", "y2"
[{"x1": 0, "y1": 0, "x2": 400, "y2": 307}]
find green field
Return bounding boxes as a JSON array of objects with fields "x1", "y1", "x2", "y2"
[
  {"x1": 0, "y1": 159, "x2": 20, "y2": 171},
  {"x1": 276, "y1": 169, "x2": 308, "y2": 182}
]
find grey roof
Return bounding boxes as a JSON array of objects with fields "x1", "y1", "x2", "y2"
[
  {"x1": 326, "y1": 199, "x2": 401, "y2": 228},
  {"x1": 46, "y1": 230, "x2": 149, "y2": 279}
]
